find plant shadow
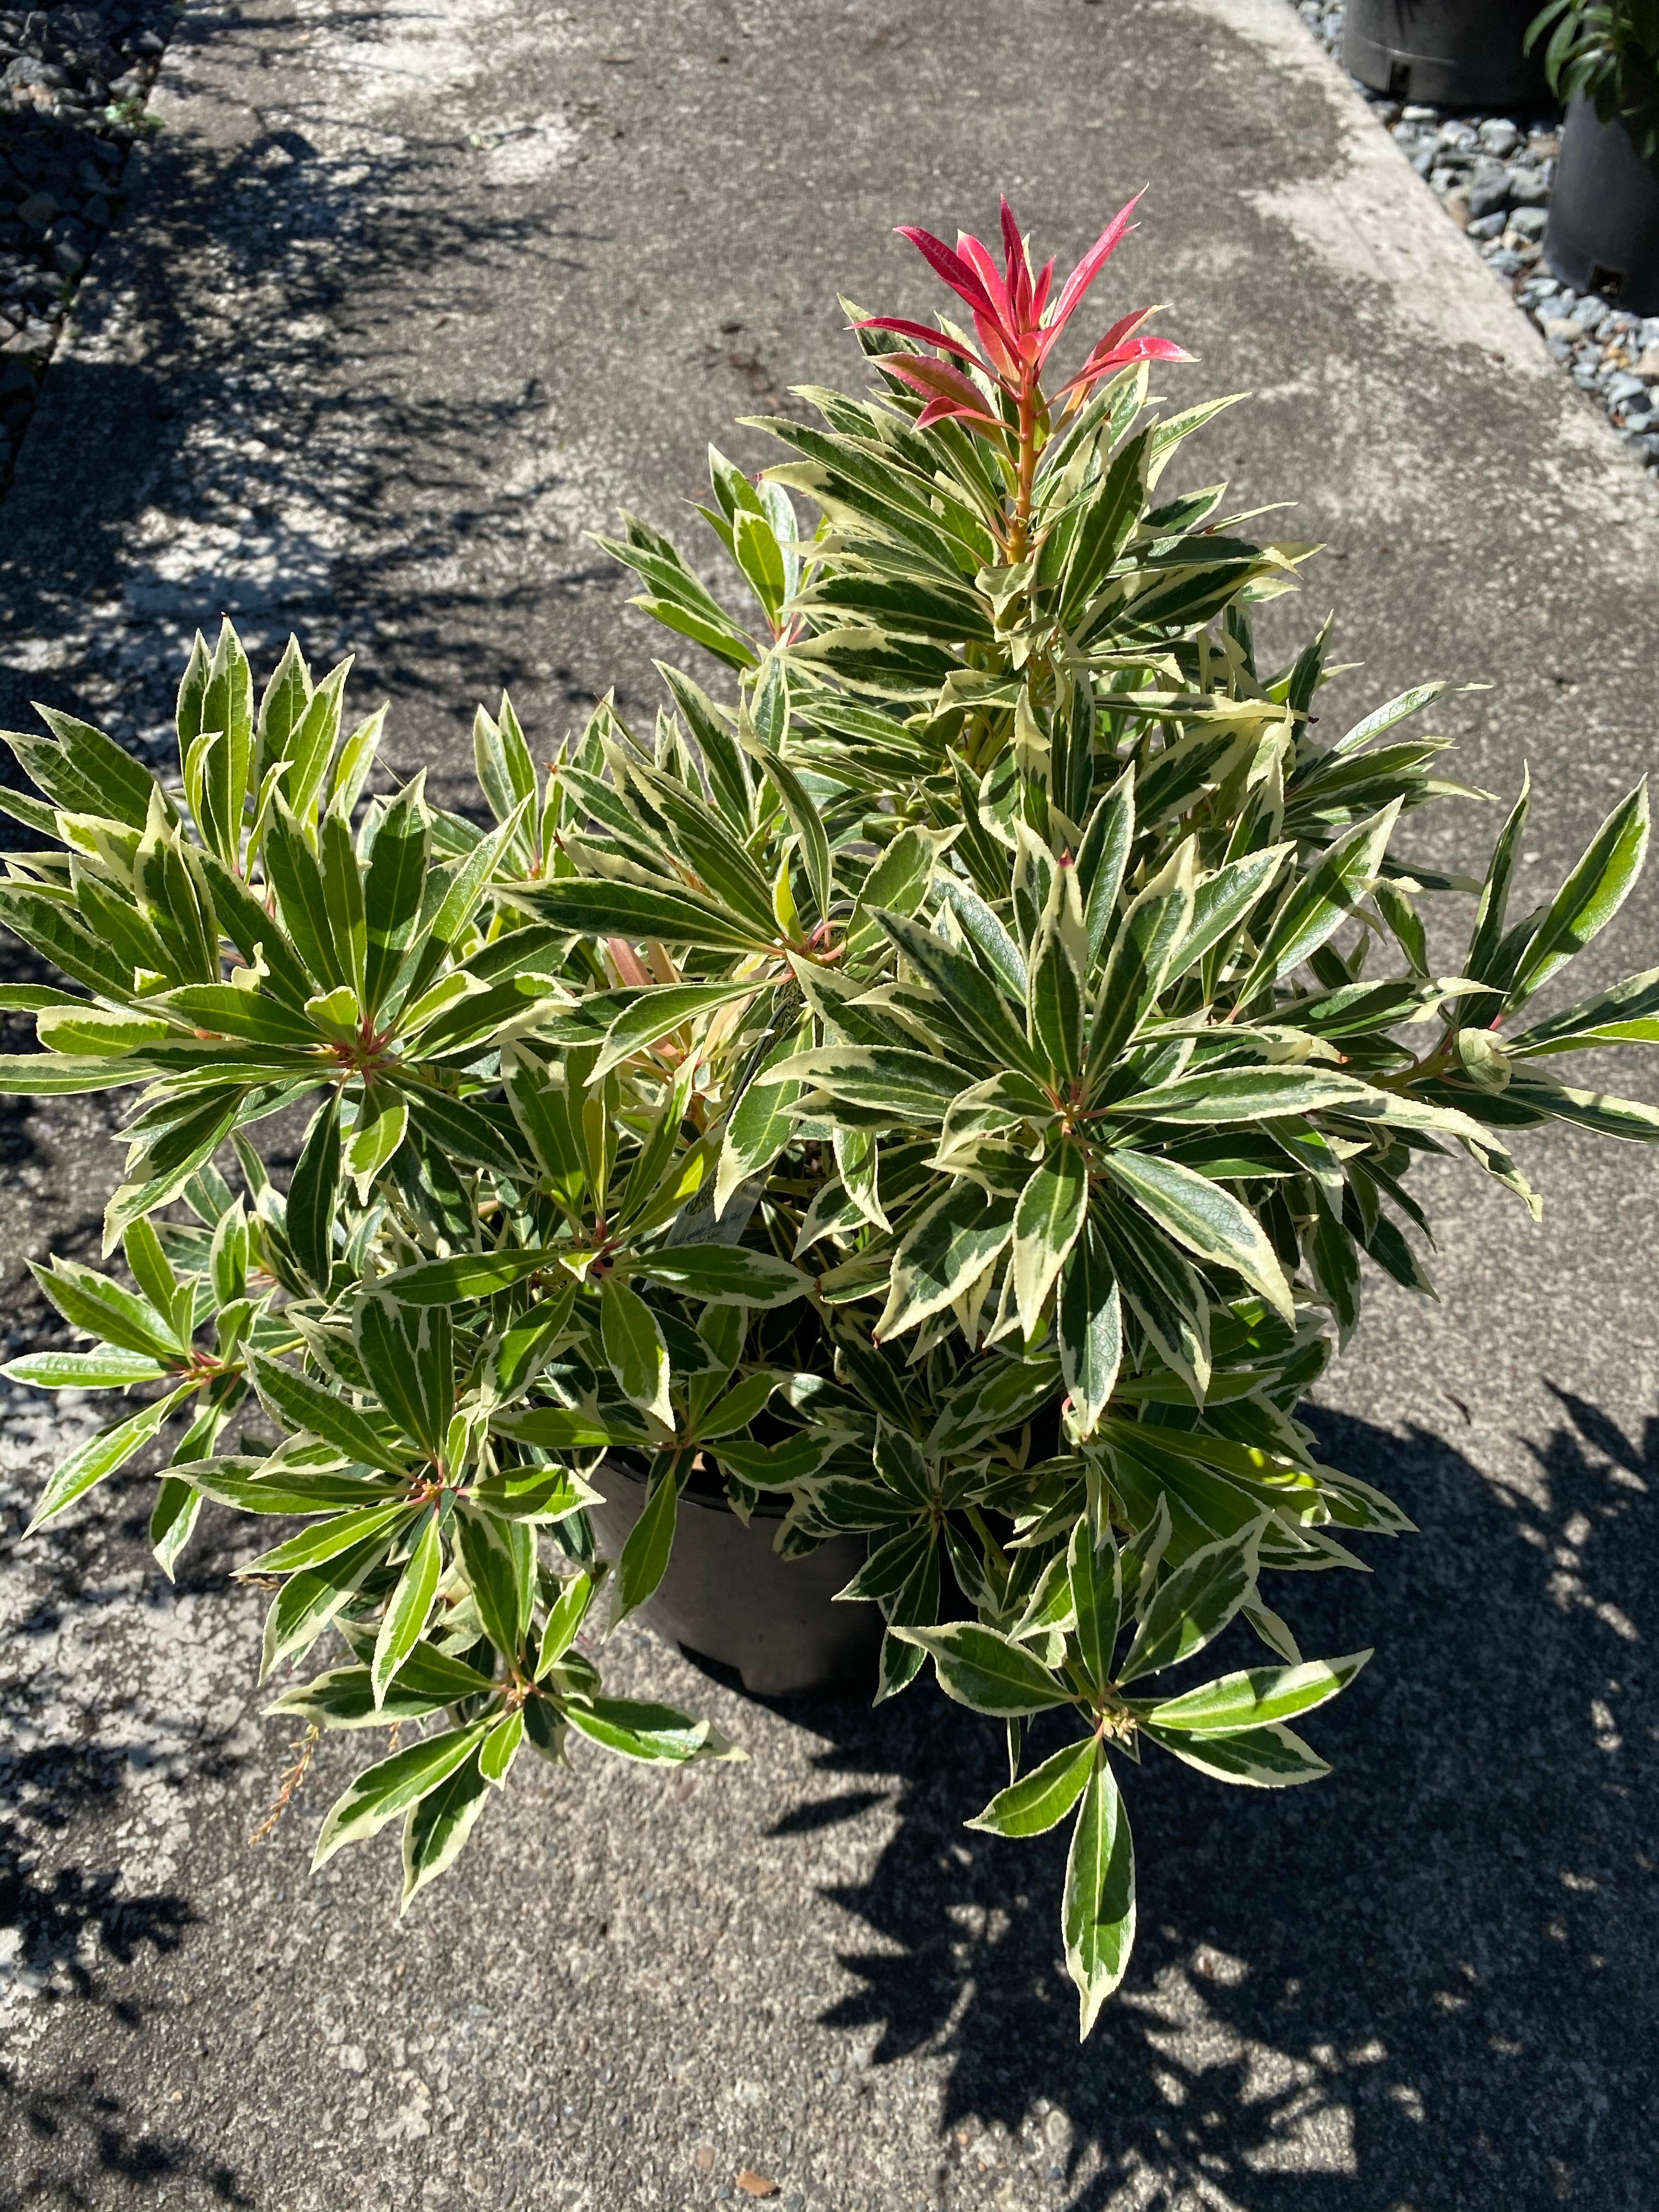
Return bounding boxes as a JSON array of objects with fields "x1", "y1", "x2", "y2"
[
  {"x1": 0, "y1": 11, "x2": 645, "y2": 812},
  {"x1": 754, "y1": 1396, "x2": 1655, "y2": 2210}
]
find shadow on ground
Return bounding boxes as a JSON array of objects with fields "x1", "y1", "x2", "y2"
[
  {"x1": 1, "y1": 1390, "x2": 1651, "y2": 2209},
  {"x1": 759, "y1": 1396, "x2": 1655, "y2": 2210},
  {"x1": 0, "y1": 1458, "x2": 260, "y2": 2212},
  {"x1": 0, "y1": 35, "x2": 638, "y2": 795}
]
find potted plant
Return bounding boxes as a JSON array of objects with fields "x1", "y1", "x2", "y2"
[
  {"x1": 4, "y1": 198, "x2": 1656, "y2": 2037},
  {"x1": 1531, "y1": 0, "x2": 1659, "y2": 309},
  {"x1": 1345, "y1": 0, "x2": 1551, "y2": 107}
]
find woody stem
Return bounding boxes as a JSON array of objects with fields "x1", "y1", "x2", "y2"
[{"x1": 1008, "y1": 374, "x2": 1039, "y2": 563}]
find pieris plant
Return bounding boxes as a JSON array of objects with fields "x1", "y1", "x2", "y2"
[{"x1": 5, "y1": 197, "x2": 1654, "y2": 2034}]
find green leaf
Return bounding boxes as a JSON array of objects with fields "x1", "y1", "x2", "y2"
[
  {"x1": 256, "y1": 633, "x2": 312, "y2": 774},
  {"x1": 535, "y1": 1570, "x2": 600, "y2": 1679},
  {"x1": 1086, "y1": 839, "x2": 1197, "y2": 1072},
  {"x1": 1330, "y1": 679, "x2": 1451, "y2": 755},
  {"x1": 709, "y1": 1431, "x2": 845, "y2": 1487},
  {"x1": 600, "y1": 1272, "x2": 672, "y2": 1425},
  {"x1": 243, "y1": 1499, "x2": 413, "y2": 1575},
  {"x1": 1064, "y1": 1747, "x2": 1136, "y2": 2036},
  {"x1": 1069, "y1": 1515, "x2": 1122, "y2": 1690},
  {"x1": 874, "y1": 1182, "x2": 1017, "y2": 1344},
  {"x1": 837, "y1": 1523, "x2": 934, "y2": 1604},
  {"x1": 876, "y1": 909, "x2": 1040, "y2": 1080},
  {"x1": 3, "y1": 1347, "x2": 171, "y2": 1389},
  {"x1": 1467, "y1": 770, "x2": 1531, "y2": 985},
  {"x1": 563, "y1": 1694, "x2": 740, "y2": 1763},
  {"x1": 401, "y1": 1748, "x2": 492, "y2": 1909},
  {"x1": 14, "y1": 706, "x2": 158, "y2": 828},
  {"x1": 1173, "y1": 844, "x2": 1288, "y2": 977},
  {"x1": 1505, "y1": 965, "x2": 1659, "y2": 1057},
  {"x1": 264, "y1": 797, "x2": 348, "y2": 988},
  {"x1": 1118, "y1": 1519, "x2": 1264, "y2": 1684},
  {"x1": 344, "y1": 1088, "x2": 408, "y2": 1194},
  {"x1": 404, "y1": 1087, "x2": 531, "y2": 1181},
  {"x1": 628, "y1": 1244, "x2": 809, "y2": 1307},
  {"x1": 592, "y1": 980, "x2": 767, "y2": 1082},
  {"x1": 473, "y1": 695, "x2": 535, "y2": 825},
  {"x1": 1101, "y1": 1149, "x2": 1294, "y2": 1322},
  {"x1": 383, "y1": 1249, "x2": 552, "y2": 1305},
  {"x1": 1139, "y1": 1718, "x2": 1331, "y2": 1786},
  {"x1": 1111, "y1": 1066, "x2": 1378, "y2": 1125},
  {"x1": 267, "y1": 1658, "x2": 474, "y2": 1730},
  {"x1": 1499, "y1": 1069, "x2": 1659, "y2": 1143},
  {"x1": 320, "y1": 804, "x2": 368, "y2": 1000},
  {"x1": 478, "y1": 1707, "x2": 524, "y2": 1786},
  {"x1": 1028, "y1": 858, "x2": 1088, "y2": 1082},
  {"x1": 1233, "y1": 802, "x2": 1401, "y2": 1003},
  {"x1": 1134, "y1": 1649, "x2": 1370, "y2": 1734},
  {"x1": 312, "y1": 1724, "x2": 489, "y2": 1869},
  {"x1": 24, "y1": 1385, "x2": 192, "y2": 1533},
  {"x1": 249, "y1": 1352, "x2": 408, "y2": 1475},
  {"x1": 488, "y1": 1406, "x2": 631, "y2": 1451},
  {"x1": 372, "y1": 1509, "x2": 443, "y2": 1707},
  {"x1": 456, "y1": 1505, "x2": 535, "y2": 1658},
  {"x1": 1012, "y1": 1143, "x2": 1089, "y2": 1338},
  {"x1": 472, "y1": 1460, "x2": 603, "y2": 1524},
  {"x1": 608, "y1": 1462, "x2": 679, "y2": 1630},
  {"x1": 753, "y1": 739, "x2": 832, "y2": 927},
  {"x1": 0, "y1": 1052, "x2": 157, "y2": 1094},
  {"x1": 363, "y1": 776, "x2": 431, "y2": 1012},
  {"x1": 966, "y1": 1734, "x2": 1096, "y2": 1837},
  {"x1": 354, "y1": 1294, "x2": 453, "y2": 1457},
  {"x1": 773, "y1": 1043, "x2": 966, "y2": 1122},
  {"x1": 150, "y1": 1472, "x2": 202, "y2": 1581},
  {"x1": 1508, "y1": 782, "x2": 1650, "y2": 1009},
  {"x1": 890, "y1": 1621, "x2": 1072, "y2": 1716},
  {"x1": 654, "y1": 663, "x2": 753, "y2": 828},
  {"x1": 514, "y1": 877, "x2": 768, "y2": 953},
  {"x1": 1057, "y1": 1217, "x2": 1121, "y2": 1436},
  {"x1": 286, "y1": 1089, "x2": 340, "y2": 1290},
  {"x1": 34, "y1": 1005, "x2": 176, "y2": 1058},
  {"x1": 715, "y1": 1015, "x2": 812, "y2": 1212}
]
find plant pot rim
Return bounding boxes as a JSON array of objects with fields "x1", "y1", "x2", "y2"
[{"x1": 599, "y1": 1446, "x2": 794, "y2": 1520}]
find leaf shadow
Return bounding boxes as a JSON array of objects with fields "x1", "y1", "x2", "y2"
[{"x1": 763, "y1": 1397, "x2": 1656, "y2": 2209}]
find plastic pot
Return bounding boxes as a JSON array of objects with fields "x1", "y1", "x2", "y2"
[
  {"x1": 586, "y1": 1455, "x2": 884, "y2": 1699},
  {"x1": 1544, "y1": 95, "x2": 1659, "y2": 315},
  {"x1": 1342, "y1": 0, "x2": 1550, "y2": 108}
]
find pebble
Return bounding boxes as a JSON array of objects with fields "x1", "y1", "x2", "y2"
[
  {"x1": 1285, "y1": 0, "x2": 1657, "y2": 475},
  {"x1": 0, "y1": 0, "x2": 177, "y2": 498}
]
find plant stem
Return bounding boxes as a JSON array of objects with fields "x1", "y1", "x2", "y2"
[{"x1": 1008, "y1": 376, "x2": 1039, "y2": 562}]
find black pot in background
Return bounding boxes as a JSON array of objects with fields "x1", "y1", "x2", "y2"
[
  {"x1": 1343, "y1": 0, "x2": 1550, "y2": 108},
  {"x1": 1544, "y1": 95, "x2": 1659, "y2": 315},
  {"x1": 587, "y1": 1455, "x2": 884, "y2": 1699}
]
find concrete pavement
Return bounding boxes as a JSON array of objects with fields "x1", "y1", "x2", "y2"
[{"x1": 1, "y1": 2, "x2": 1656, "y2": 2208}]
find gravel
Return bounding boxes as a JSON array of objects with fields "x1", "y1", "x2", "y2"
[
  {"x1": 1290, "y1": 0, "x2": 1659, "y2": 473},
  {"x1": 0, "y1": 0, "x2": 177, "y2": 496}
]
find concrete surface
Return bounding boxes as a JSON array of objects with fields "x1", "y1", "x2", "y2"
[{"x1": 1, "y1": 2, "x2": 1657, "y2": 2208}]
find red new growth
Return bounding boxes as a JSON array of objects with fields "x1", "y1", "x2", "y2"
[{"x1": 858, "y1": 193, "x2": 1192, "y2": 560}]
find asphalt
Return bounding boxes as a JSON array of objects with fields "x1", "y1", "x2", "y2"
[{"x1": 1, "y1": 3, "x2": 1657, "y2": 2209}]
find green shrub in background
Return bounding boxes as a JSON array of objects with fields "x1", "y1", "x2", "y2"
[
  {"x1": 4, "y1": 198, "x2": 1656, "y2": 2034},
  {"x1": 1529, "y1": 0, "x2": 1659, "y2": 153}
]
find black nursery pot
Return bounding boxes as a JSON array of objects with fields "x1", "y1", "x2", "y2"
[
  {"x1": 586, "y1": 1456, "x2": 884, "y2": 1699},
  {"x1": 1544, "y1": 94, "x2": 1659, "y2": 314},
  {"x1": 1342, "y1": 0, "x2": 1550, "y2": 108}
]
